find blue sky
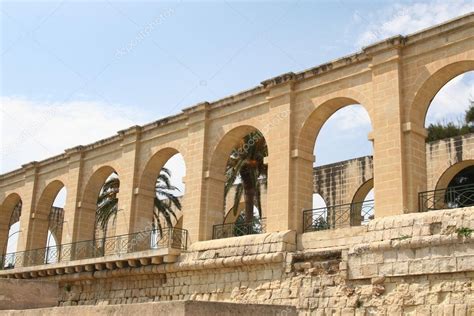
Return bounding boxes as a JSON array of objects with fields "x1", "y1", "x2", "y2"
[
  {"x1": 1, "y1": 0, "x2": 473, "y2": 173},
  {"x1": 1, "y1": 0, "x2": 473, "y2": 253}
]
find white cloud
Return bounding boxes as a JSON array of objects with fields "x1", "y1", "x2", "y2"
[
  {"x1": 0, "y1": 96, "x2": 152, "y2": 173},
  {"x1": 0, "y1": 96, "x2": 187, "y2": 199},
  {"x1": 329, "y1": 105, "x2": 371, "y2": 131},
  {"x1": 355, "y1": 1, "x2": 473, "y2": 47}
]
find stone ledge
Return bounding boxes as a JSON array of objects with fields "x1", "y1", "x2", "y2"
[
  {"x1": 15, "y1": 252, "x2": 286, "y2": 283},
  {"x1": 189, "y1": 230, "x2": 296, "y2": 252},
  {"x1": 2, "y1": 300, "x2": 297, "y2": 316},
  {"x1": 0, "y1": 248, "x2": 180, "y2": 279},
  {"x1": 299, "y1": 226, "x2": 366, "y2": 251}
]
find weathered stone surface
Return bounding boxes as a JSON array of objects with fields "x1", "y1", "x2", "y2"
[
  {"x1": 0, "y1": 279, "x2": 58, "y2": 310},
  {"x1": 2, "y1": 301, "x2": 297, "y2": 316}
]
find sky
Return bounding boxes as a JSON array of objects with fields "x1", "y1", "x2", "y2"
[{"x1": 1, "y1": 1, "x2": 474, "y2": 251}]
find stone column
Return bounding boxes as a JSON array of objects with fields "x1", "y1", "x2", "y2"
[
  {"x1": 368, "y1": 42, "x2": 414, "y2": 216},
  {"x1": 179, "y1": 102, "x2": 212, "y2": 244},
  {"x1": 17, "y1": 162, "x2": 39, "y2": 256},
  {"x1": 261, "y1": 75, "x2": 298, "y2": 233},
  {"x1": 402, "y1": 123, "x2": 428, "y2": 212},
  {"x1": 181, "y1": 102, "x2": 213, "y2": 242},
  {"x1": 292, "y1": 150, "x2": 315, "y2": 233},
  {"x1": 115, "y1": 126, "x2": 142, "y2": 237},
  {"x1": 63, "y1": 146, "x2": 84, "y2": 245}
]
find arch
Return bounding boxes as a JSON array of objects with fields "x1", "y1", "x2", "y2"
[
  {"x1": 36, "y1": 180, "x2": 65, "y2": 217},
  {"x1": 139, "y1": 147, "x2": 181, "y2": 194},
  {"x1": 74, "y1": 165, "x2": 117, "y2": 242},
  {"x1": 209, "y1": 125, "x2": 262, "y2": 176},
  {"x1": 408, "y1": 60, "x2": 474, "y2": 126},
  {"x1": 133, "y1": 147, "x2": 185, "y2": 233},
  {"x1": 295, "y1": 96, "x2": 374, "y2": 231},
  {"x1": 430, "y1": 161, "x2": 474, "y2": 210},
  {"x1": 404, "y1": 61, "x2": 474, "y2": 214},
  {"x1": 297, "y1": 94, "x2": 373, "y2": 155},
  {"x1": 206, "y1": 125, "x2": 269, "y2": 236},
  {"x1": 0, "y1": 193, "x2": 22, "y2": 256},
  {"x1": 352, "y1": 178, "x2": 374, "y2": 205},
  {"x1": 435, "y1": 160, "x2": 474, "y2": 192},
  {"x1": 351, "y1": 179, "x2": 375, "y2": 225},
  {"x1": 27, "y1": 180, "x2": 66, "y2": 251}
]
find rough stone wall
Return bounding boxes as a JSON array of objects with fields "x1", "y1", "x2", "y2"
[{"x1": 46, "y1": 208, "x2": 474, "y2": 315}]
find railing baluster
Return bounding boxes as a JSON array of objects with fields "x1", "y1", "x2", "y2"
[
  {"x1": 302, "y1": 200, "x2": 374, "y2": 233},
  {"x1": 212, "y1": 218, "x2": 267, "y2": 240},
  {"x1": 418, "y1": 183, "x2": 474, "y2": 212},
  {"x1": 0, "y1": 227, "x2": 188, "y2": 271}
]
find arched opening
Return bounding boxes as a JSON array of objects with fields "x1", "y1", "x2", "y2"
[
  {"x1": 422, "y1": 161, "x2": 474, "y2": 211},
  {"x1": 1, "y1": 193, "x2": 22, "y2": 269},
  {"x1": 74, "y1": 166, "x2": 118, "y2": 244},
  {"x1": 94, "y1": 172, "x2": 120, "y2": 242},
  {"x1": 209, "y1": 125, "x2": 268, "y2": 239},
  {"x1": 28, "y1": 181, "x2": 66, "y2": 254},
  {"x1": 351, "y1": 180, "x2": 374, "y2": 225},
  {"x1": 445, "y1": 165, "x2": 474, "y2": 208},
  {"x1": 425, "y1": 71, "x2": 474, "y2": 140},
  {"x1": 137, "y1": 148, "x2": 186, "y2": 249},
  {"x1": 419, "y1": 70, "x2": 474, "y2": 211},
  {"x1": 48, "y1": 186, "x2": 66, "y2": 248},
  {"x1": 299, "y1": 97, "x2": 374, "y2": 232},
  {"x1": 408, "y1": 62, "x2": 474, "y2": 212}
]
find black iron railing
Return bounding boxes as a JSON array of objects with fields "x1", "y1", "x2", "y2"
[
  {"x1": 303, "y1": 200, "x2": 374, "y2": 233},
  {"x1": 1, "y1": 227, "x2": 187, "y2": 270},
  {"x1": 418, "y1": 183, "x2": 474, "y2": 212},
  {"x1": 212, "y1": 218, "x2": 266, "y2": 239}
]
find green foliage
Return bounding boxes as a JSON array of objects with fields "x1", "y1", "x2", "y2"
[
  {"x1": 224, "y1": 131, "x2": 268, "y2": 224},
  {"x1": 456, "y1": 227, "x2": 473, "y2": 238},
  {"x1": 426, "y1": 100, "x2": 474, "y2": 142},
  {"x1": 465, "y1": 104, "x2": 474, "y2": 126},
  {"x1": 312, "y1": 217, "x2": 330, "y2": 231},
  {"x1": 95, "y1": 168, "x2": 182, "y2": 236}
]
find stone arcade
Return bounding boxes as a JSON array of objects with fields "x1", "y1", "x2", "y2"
[{"x1": 1, "y1": 13, "x2": 473, "y2": 315}]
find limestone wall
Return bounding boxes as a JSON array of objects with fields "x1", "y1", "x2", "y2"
[
  {"x1": 426, "y1": 133, "x2": 474, "y2": 191},
  {"x1": 3, "y1": 301, "x2": 297, "y2": 316},
  {"x1": 26, "y1": 208, "x2": 470, "y2": 315},
  {"x1": 313, "y1": 156, "x2": 373, "y2": 207},
  {"x1": 0, "y1": 279, "x2": 58, "y2": 310}
]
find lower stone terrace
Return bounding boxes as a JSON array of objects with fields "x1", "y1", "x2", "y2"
[{"x1": 2, "y1": 207, "x2": 474, "y2": 315}]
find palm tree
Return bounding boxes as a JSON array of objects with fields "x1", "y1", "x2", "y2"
[
  {"x1": 224, "y1": 131, "x2": 268, "y2": 225},
  {"x1": 95, "y1": 168, "x2": 182, "y2": 236}
]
